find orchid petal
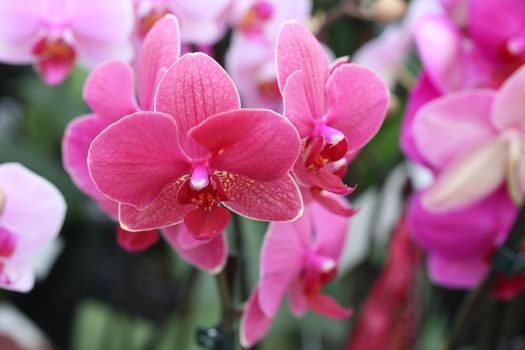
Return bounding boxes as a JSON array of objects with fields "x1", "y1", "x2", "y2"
[
  {"x1": 189, "y1": 109, "x2": 301, "y2": 181},
  {"x1": 0, "y1": 261, "x2": 35, "y2": 293},
  {"x1": 428, "y1": 254, "x2": 488, "y2": 289},
  {"x1": 119, "y1": 179, "x2": 192, "y2": 231},
  {"x1": 83, "y1": 61, "x2": 139, "y2": 122},
  {"x1": 117, "y1": 227, "x2": 160, "y2": 252},
  {"x1": 0, "y1": 163, "x2": 66, "y2": 258},
  {"x1": 155, "y1": 53, "x2": 240, "y2": 158},
  {"x1": 282, "y1": 70, "x2": 316, "y2": 138},
  {"x1": 277, "y1": 21, "x2": 329, "y2": 118},
  {"x1": 163, "y1": 225, "x2": 227, "y2": 273},
  {"x1": 325, "y1": 64, "x2": 389, "y2": 153},
  {"x1": 240, "y1": 287, "x2": 273, "y2": 348},
  {"x1": 307, "y1": 294, "x2": 352, "y2": 320},
  {"x1": 492, "y1": 66, "x2": 525, "y2": 132},
  {"x1": 88, "y1": 111, "x2": 190, "y2": 210},
  {"x1": 259, "y1": 218, "x2": 309, "y2": 316},
  {"x1": 413, "y1": 90, "x2": 498, "y2": 169},
  {"x1": 138, "y1": 14, "x2": 181, "y2": 110},
  {"x1": 220, "y1": 173, "x2": 303, "y2": 222},
  {"x1": 288, "y1": 280, "x2": 308, "y2": 317},
  {"x1": 310, "y1": 199, "x2": 351, "y2": 260},
  {"x1": 422, "y1": 138, "x2": 508, "y2": 211}
]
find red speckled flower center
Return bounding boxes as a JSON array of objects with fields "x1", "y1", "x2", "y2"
[
  {"x1": 238, "y1": 0, "x2": 274, "y2": 35},
  {"x1": 302, "y1": 253, "x2": 338, "y2": 296}
]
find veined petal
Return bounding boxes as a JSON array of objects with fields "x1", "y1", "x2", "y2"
[
  {"x1": 325, "y1": 64, "x2": 389, "y2": 153},
  {"x1": 240, "y1": 287, "x2": 273, "y2": 348},
  {"x1": 138, "y1": 14, "x2": 181, "y2": 110},
  {"x1": 277, "y1": 21, "x2": 329, "y2": 118},
  {"x1": 88, "y1": 112, "x2": 191, "y2": 210},
  {"x1": 119, "y1": 179, "x2": 192, "y2": 231},
  {"x1": 422, "y1": 138, "x2": 508, "y2": 212},
  {"x1": 259, "y1": 218, "x2": 309, "y2": 316},
  {"x1": 83, "y1": 61, "x2": 139, "y2": 123},
  {"x1": 189, "y1": 109, "x2": 301, "y2": 181},
  {"x1": 162, "y1": 225, "x2": 227, "y2": 273},
  {"x1": 413, "y1": 90, "x2": 498, "y2": 169},
  {"x1": 219, "y1": 173, "x2": 303, "y2": 222},
  {"x1": 492, "y1": 66, "x2": 525, "y2": 132},
  {"x1": 282, "y1": 70, "x2": 317, "y2": 138},
  {"x1": 155, "y1": 53, "x2": 240, "y2": 158},
  {"x1": 307, "y1": 294, "x2": 352, "y2": 320}
]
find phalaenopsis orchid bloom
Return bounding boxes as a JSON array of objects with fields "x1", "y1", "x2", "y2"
[
  {"x1": 401, "y1": 0, "x2": 525, "y2": 163},
  {"x1": 63, "y1": 15, "x2": 227, "y2": 272},
  {"x1": 240, "y1": 199, "x2": 352, "y2": 347},
  {"x1": 412, "y1": 66, "x2": 525, "y2": 212},
  {"x1": 0, "y1": 163, "x2": 66, "y2": 292},
  {"x1": 0, "y1": 0, "x2": 133, "y2": 85},
  {"x1": 87, "y1": 52, "x2": 303, "y2": 242},
  {"x1": 276, "y1": 21, "x2": 389, "y2": 208}
]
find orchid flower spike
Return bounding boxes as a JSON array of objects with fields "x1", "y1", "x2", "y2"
[
  {"x1": 0, "y1": 0, "x2": 134, "y2": 85},
  {"x1": 240, "y1": 198, "x2": 352, "y2": 347},
  {"x1": 276, "y1": 21, "x2": 389, "y2": 196},
  {"x1": 0, "y1": 163, "x2": 66, "y2": 292}
]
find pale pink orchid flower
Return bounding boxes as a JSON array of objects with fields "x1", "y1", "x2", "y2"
[
  {"x1": 277, "y1": 21, "x2": 389, "y2": 196},
  {"x1": 240, "y1": 199, "x2": 352, "y2": 347},
  {"x1": 63, "y1": 15, "x2": 226, "y2": 272},
  {"x1": 413, "y1": 66, "x2": 525, "y2": 212},
  {"x1": 0, "y1": 0, "x2": 134, "y2": 85},
  {"x1": 87, "y1": 52, "x2": 303, "y2": 242},
  {"x1": 134, "y1": 0, "x2": 233, "y2": 46},
  {"x1": 0, "y1": 163, "x2": 66, "y2": 292}
]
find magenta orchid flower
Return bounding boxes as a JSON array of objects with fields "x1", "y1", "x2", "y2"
[
  {"x1": 240, "y1": 199, "x2": 352, "y2": 347},
  {"x1": 408, "y1": 189, "x2": 516, "y2": 289},
  {"x1": 63, "y1": 15, "x2": 227, "y2": 272},
  {"x1": 0, "y1": 163, "x2": 66, "y2": 292},
  {"x1": 276, "y1": 21, "x2": 389, "y2": 197},
  {"x1": 413, "y1": 66, "x2": 525, "y2": 212},
  {"x1": 401, "y1": 0, "x2": 525, "y2": 163},
  {"x1": 0, "y1": 0, "x2": 134, "y2": 85},
  {"x1": 87, "y1": 52, "x2": 303, "y2": 242}
]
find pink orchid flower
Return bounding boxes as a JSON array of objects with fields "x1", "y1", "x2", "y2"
[
  {"x1": 276, "y1": 21, "x2": 389, "y2": 197},
  {"x1": 87, "y1": 52, "x2": 303, "y2": 242},
  {"x1": 408, "y1": 189, "x2": 516, "y2": 289},
  {"x1": 402, "y1": 0, "x2": 525, "y2": 164},
  {"x1": 240, "y1": 199, "x2": 352, "y2": 347},
  {"x1": 134, "y1": 0, "x2": 233, "y2": 46},
  {"x1": 0, "y1": 163, "x2": 66, "y2": 292},
  {"x1": 63, "y1": 15, "x2": 226, "y2": 272},
  {"x1": 413, "y1": 66, "x2": 525, "y2": 212},
  {"x1": 0, "y1": 0, "x2": 134, "y2": 85}
]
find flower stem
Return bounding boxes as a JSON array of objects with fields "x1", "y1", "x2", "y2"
[{"x1": 443, "y1": 203, "x2": 525, "y2": 350}]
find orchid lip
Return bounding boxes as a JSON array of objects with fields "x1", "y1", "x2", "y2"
[{"x1": 313, "y1": 124, "x2": 345, "y2": 145}]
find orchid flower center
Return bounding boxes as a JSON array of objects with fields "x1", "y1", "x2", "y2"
[
  {"x1": 303, "y1": 125, "x2": 348, "y2": 174},
  {"x1": 302, "y1": 253, "x2": 338, "y2": 296},
  {"x1": 31, "y1": 32, "x2": 76, "y2": 84},
  {"x1": 257, "y1": 78, "x2": 280, "y2": 101},
  {"x1": 238, "y1": 0, "x2": 274, "y2": 35},
  {"x1": 178, "y1": 172, "x2": 228, "y2": 212}
]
